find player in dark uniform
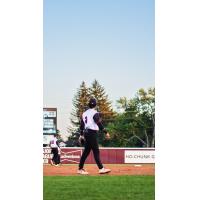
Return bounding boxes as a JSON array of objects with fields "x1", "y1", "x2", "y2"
[{"x1": 77, "y1": 98, "x2": 111, "y2": 175}]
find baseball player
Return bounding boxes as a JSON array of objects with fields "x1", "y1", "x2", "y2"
[
  {"x1": 49, "y1": 133, "x2": 61, "y2": 166},
  {"x1": 77, "y1": 98, "x2": 111, "y2": 175}
]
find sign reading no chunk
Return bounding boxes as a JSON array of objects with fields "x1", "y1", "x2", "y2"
[{"x1": 125, "y1": 150, "x2": 155, "y2": 163}]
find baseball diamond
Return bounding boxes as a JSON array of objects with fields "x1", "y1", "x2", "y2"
[{"x1": 43, "y1": 163, "x2": 155, "y2": 176}]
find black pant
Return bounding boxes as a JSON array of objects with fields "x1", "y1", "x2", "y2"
[
  {"x1": 51, "y1": 148, "x2": 60, "y2": 165},
  {"x1": 79, "y1": 130, "x2": 103, "y2": 170}
]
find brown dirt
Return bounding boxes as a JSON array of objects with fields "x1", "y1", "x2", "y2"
[{"x1": 43, "y1": 164, "x2": 155, "y2": 176}]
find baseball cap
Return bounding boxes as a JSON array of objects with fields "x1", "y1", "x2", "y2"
[{"x1": 88, "y1": 98, "x2": 97, "y2": 108}]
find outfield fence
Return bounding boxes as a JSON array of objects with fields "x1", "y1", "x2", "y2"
[{"x1": 43, "y1": 147, "x2": 155, "y2": 164}]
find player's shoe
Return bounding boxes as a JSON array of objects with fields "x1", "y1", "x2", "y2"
[
  {"x1": 77, "y1": 169, "x2": 89, "y2": 175},
  {"x1": 99, "y1": 168, "x2": 111, "y2": 174},
  {"x1": 50, "y1": 160, "x2": 55, "y2": 166}
]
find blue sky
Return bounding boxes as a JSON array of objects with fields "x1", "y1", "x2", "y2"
[{"x1": 44, "y1": 0, "x2": 155, "y2": 136}]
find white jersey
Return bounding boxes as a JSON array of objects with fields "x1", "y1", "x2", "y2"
[
  {"x1": 50, "y1": 137, "x2": 59, "y2": 148},
  {"x1": 82, "y1": 108, "x2": 99, "y2": 131}
]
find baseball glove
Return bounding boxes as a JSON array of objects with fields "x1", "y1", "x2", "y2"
[{"x1": 78, "y1": 135, "x2": 85, "y2": 146}]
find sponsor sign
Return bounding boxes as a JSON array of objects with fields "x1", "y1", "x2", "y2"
[
  {"x1": 43, "y1": 148, "x2": 155, "y2": 164},
  {"x1": 60, "y1": 150, "x2": 82, "y2": 163},
  {"x1": 43, "y1": 148, "x2": 82, "y2": 164},
  {"x1": 125, "y1": 150, "x2": 155, "y2": 163}
]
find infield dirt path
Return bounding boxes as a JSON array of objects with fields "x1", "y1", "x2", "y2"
[{"x1": 43, "y1": 164, "x2": 155, "y2": 176}]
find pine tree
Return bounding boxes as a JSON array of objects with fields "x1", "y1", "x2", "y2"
[
  {"x1": 89, "y1": 80, "x2": 115, "y2": 146},
  {"x1": 67, "y1": 80, "x2": 115, "y2": 147},
  {"x1": 67, "y1": 81, "x2": 90, "y2": 147},
  {"x1": 89, "y1": 79, "x2": 115, "y2": 123},
  {"x1": 68, "y1": 81, "x2": 90, "y2": 134}
]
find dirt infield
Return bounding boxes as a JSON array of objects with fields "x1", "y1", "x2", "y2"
[{"x1": 43, "y1": 164, "x2": 155, "y2": 176}]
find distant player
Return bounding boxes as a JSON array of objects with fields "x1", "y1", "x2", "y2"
[
  {"x1": 49, "y1": 133, "x2": 61, "y2": 166},
  {"x1": 77, "y1": 98, "x2": 111, "y2": 175}
]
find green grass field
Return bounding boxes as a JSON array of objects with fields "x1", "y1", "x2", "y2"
[{"x1": 44, "y1": 176, "x2": 155, "y2": 200}]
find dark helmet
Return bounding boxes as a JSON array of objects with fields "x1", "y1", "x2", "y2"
[{"x1": 88, "y1": 98, "x2": 97, "y2": 108}]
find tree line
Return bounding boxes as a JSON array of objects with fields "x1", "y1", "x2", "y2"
[{"x1": 66, "y1": 79, "x2": 155, "y2": 148}]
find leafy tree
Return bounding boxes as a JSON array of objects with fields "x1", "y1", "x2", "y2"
[
  {"x1": 116, "y1": 97, "x2": 129, "y2": 111},
  {"x1": 107, "y1": 87, "x2": 155, "y2": 147},
  {"x1": 134, "y1": 87, "x2": 155, "y2": 147},
  {"x1": 67, "y1": 81, "x2": 155, "y2": 148}
]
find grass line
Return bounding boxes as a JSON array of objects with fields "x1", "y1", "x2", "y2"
[{"x1": 44, "y1": 176, "x2": 155, "y2": 200}]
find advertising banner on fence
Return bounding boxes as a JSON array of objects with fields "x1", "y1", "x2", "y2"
[
  {"x1": 124, "y1": 150, "x2": 155, "y2": 163},
  {"x1": 43, "y1": 148, "x2": 82, "y2": 164},
  {"x1": 43, "y1": 147, "x2": 155, "y2": 164}
]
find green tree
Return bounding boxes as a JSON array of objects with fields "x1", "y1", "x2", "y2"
[
  {"x1": 65, "y1": 131, "x2": 80, "y2": 147},
  {"x1": 89, "y1": 79, "x2": 115, "y2": 146},
  {"x1": 107, "y1": 87, "x2": 155, "y2": 147},
  {"x1": 67, "y1": 80, "x2": 115, "y2": 147},
  {"x1": 67, "y1": 81, "x2": 90, "y2": 146},
  {"x1": 89, "y1": 79, "x2": 115, "y2": 121},
  {"x1": 70, "y1": 81, "x2": 90, "y2": 131},
  {"x1": 134, "y1": 87, "x2": 155, "y2": 147}
]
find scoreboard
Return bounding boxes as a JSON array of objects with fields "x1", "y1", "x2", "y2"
[{"x1": 43, "y1": 108, "x2": 57, "y2": 134}]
